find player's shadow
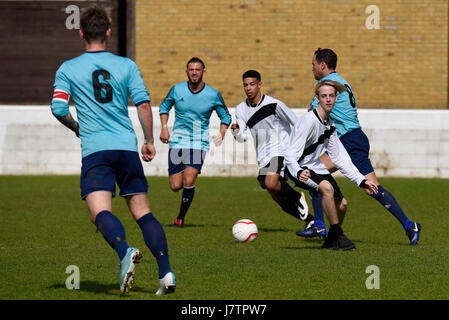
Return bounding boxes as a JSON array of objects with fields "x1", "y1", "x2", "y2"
[
  {"x1": 260, "y1": 228, "x2": 292, "y2": 233},
  {"x1": 48, "y1": 281, "x2": 154, "y2": 296}
]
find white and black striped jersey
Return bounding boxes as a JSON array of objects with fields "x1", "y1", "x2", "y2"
[
  {"x1": 232, "y1": 94, "x2": 297, "y2": 168},
  {"x1": 285, "y1": 109, "x2": 365, "y2": 187}
]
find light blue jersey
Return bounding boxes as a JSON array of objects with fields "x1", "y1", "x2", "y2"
[
  {"x1": 310, "y1": 72, "x2": 360, "y2": 138},
  {"x1": 159, "y1": 82, "x2": 231, "y2": 151},
  {"x1": 51, "y1": 51, "x2": 150, "y2": 157}
]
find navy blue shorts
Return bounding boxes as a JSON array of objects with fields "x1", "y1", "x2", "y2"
[
  {"x1": 168, "y1": 148, "x2": 206, "y2": 176},
  {"x1": 80, "y1": 150, "x2": 148, "y2": 199},
  {"x1": 340, "y1": 128, "x2": 374, "y2": 176}
]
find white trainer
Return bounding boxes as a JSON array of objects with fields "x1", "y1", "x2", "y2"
[{"x1": 155, "y1": 272, "x2": 176, "y2": 295}]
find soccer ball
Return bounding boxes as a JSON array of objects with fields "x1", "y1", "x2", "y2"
[{"x1": 232, "y1": 219, "x2": 258, "y2": 243}]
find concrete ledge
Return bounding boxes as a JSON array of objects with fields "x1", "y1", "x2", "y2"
[{"x1": 1, "y1": 106, "x2": 448, "y2": 178}]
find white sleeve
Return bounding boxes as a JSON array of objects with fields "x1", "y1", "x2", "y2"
[
  {"x1": 285, "y1": 116, "x2": 309, "y2": 178},
  {"x1": 232, "y1": 107, "x2": 248, "y2": 143},
  {"x1": 327, "y1": 130, "x2": 365, "y2": 187},
  {"x1": 275, "y1": 101, "x2": 298, "y2": 126}
]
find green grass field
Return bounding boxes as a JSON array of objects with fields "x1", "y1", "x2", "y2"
[{"x1": 1, "y1": 175, "x2": 448, "y2": 300}]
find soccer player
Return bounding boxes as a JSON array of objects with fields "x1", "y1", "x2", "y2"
[
  {"x1": 297, "y1": 48, "x2": 422, "y2": 245},
  {"x1": 50, "y1": 6, "x2": 175, "y2": 295},
  {"x1": 231, "y1": 70, "x2": 313, "y2": 226},
  {"x1": 285, "y1": 80, "x2": 378, "y2": 250},
  {"x1": 159, "y1": 57, "x2": 232, "y2": 227}
]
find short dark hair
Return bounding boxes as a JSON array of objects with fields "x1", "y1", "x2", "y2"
[
  {"x1": 314, "y1": 48, "x2": 337, "y2": 70},
  {"x1": 186, "y1": 57, "x2": 205, "y2": 69},
  {"x1": 80, "y1": 6, "x2": 111, "y2": 44},
  {"x1": 242, "y1": 70, "x2": 261, "y2": 81}
]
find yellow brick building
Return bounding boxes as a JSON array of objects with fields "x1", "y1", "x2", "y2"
[{"x1": 135, "y1": 0, "x2": 448, "y2": 109}]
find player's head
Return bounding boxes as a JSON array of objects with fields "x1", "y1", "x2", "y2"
[
  {"x1": 80, "y1": 6, "x2": 112, "y2": 44},
  {"x1": 186, "y1": 57, "x2": 205, "y2": 85},
  {"x1": 315, "y1": 80, "x2": 346, "y2": 112},
  {"x1": 242, "y1": 70, "x2": 262, "y2": 101},
  {"x1": 312, "y1": 48, "x2": 337, "y2": 80}
]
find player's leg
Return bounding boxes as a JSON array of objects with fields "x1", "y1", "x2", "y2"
[
  {"x1": 127, "y1": 194, "x2": 175, "y2": 294},
  {"x1": 317, "y1": 179, "x2": 354, "y2": 251},
  {"x1": 117, "y1": 150, "x2": 175, "y2": 294},
  {"x1": 301, "y1": 153, "x2": 336, "y2": 236},
  {"x1": 342, "y1": 129, "x2": 420, "y2": 244},
  {"x1": 81, "y1": 151, "x2": 131, "y2": 262},
  {"x1": 174, "y1": 149, "x2": 205, "y2": 227},
  {"x1": 264, "y1": 173, "x2": 311, "y2": 223},
  {"x1": 86, "y1": 191, "x2": 130, "y2": 262}
]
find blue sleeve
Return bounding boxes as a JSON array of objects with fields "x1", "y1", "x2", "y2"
[
  {"x1": 309, "y1": 96, "x2": 318, "y2": 111},
  {"x1": 51, "y1": 64, "x2": 71, "y2": 118},
  {"x1": 214, "y1": 91, "x2": 231, "y2": 126},
  {"x1": 128, "y1": 60, "x2": 150, "y2": 106},
  {"x1": 159, "y1": 86, "x2": 175, "y2": 115}
]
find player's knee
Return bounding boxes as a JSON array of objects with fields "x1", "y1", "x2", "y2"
[
  {"x1": 339, "y1": 197, "x2": 348, "y2": 212},
  {"x1": 319, "y1": 181, "x2": 334, "y2": 198},
  {"x1": 264, "y1": 177, "x2": 279, "y2": 192},
  {"x1": 169, "y1": 180, "x2": 183, "y2": 192}
]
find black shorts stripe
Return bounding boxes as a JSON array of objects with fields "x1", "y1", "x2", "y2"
[{"x1": 246, "y1": 103, "x2": 277, "y2": 129}]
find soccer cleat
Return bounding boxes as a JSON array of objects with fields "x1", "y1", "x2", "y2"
[
  {"x1": 296, "y1": 192, "x2": 309, "y2": 221},
  {"x1": 406, "y1": 222, "x2": 421, "y2": 245},
  {"x1": 174, "y1": 218, "x2": 184, "y2": 228},
  {"x1": 155, "y1": 272, "x2": 176, "y2": 295},
  {"x1": 119, "y1": 247, "x2": 142, "y2": 294},
  {"x1": 321, "y1": 234, "x2": 355, "y2": 251},
  {"x1": 296, "y1": 226, "x2": 327, "y2": 239}
]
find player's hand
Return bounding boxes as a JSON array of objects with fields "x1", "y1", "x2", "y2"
[
  {"x1": 160, "y1": 127, "x2": 170, "y2": 144},
  {"x1": 362, "y1": 180, "x2": 378, "y2": 195},
  {"x1": 230, "y1": 123, "x2": 239, "y2": 134},
  {"x1": 212, "y1": 134, "x2": 223, "y2": 147},
  {"x1": 141, "y1": 143, "x2": 156, "y2": 162},
  {"x1": 298, "y1": 169, "x2": 311, "y2": 182}
]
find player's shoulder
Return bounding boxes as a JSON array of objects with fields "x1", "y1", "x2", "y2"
[
  {"x1": 324, "y1": 72, "x2": 350, "y2": 86},
  {"x1": 235, "y1": 99, "x2": 248, "y2": 110}
]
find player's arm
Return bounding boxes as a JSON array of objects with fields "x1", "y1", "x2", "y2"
[
  {"x1": 51, "y1": 65, "x2": 79, "y2": 138},
  {"x1": 231, "y1": 107, "x2": 248, "y2": 143},
  {"x1": 212, "y1": 92, "x2": 231, "y2": 146},
  {"x1": 159, "y1": 87, "x2": 175, "y2": 144},
  {"x1": 275, "y1": 101, "x2": 298, "y2": 127},
  {"x1": 136, "y1": 101, "x2": 156, "y2": 162},
  {"x1": 55, "y1": 113, "x2": 79, "y2": 137},
  {"x1": 284, "y1": 118, "x2": 308, "y2": 179}
]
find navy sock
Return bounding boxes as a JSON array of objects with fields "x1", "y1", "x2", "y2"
[
  {"x1": 137, "y1": 212, "x2": 172, "y2": 279},
  {"x1": 370, "y1": 185, "x2": 413, "y2": 230},
  {"x1": 178, "y1": 186, "x2": 195, "y2": 220},
  {"x1": 310, "y1": 191, "x2": 326, "y2": 230},
  {"x1": 95, "y1": 210, "x2": 129, "y2": 261}
]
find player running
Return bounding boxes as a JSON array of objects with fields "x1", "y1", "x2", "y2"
[
  {"x1": 51, "y1": 6, "x2": 175, "y2": 295},
  {"x1": 159, "y1": 57, "x2": 232, "y2": 227},
  {"x1": 297, "y1": 48, "x2": 421, "y2": 245},
  {"x1": 231, "y1": 70, "x2": 313, "y2": 227},
  {"x1": 285, "y1": 80, "x2": 378, "y2": 250}
]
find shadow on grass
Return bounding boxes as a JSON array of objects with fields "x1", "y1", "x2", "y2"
[
  {"x1": 260, "y1": 228, "x2": 292, "y2": 232},
  {"x1": 48, "y1": 281, "x2": 155, "y2": 296}
]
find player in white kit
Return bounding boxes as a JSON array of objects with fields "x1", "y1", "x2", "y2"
[
  {"x1": 285, "y1": 80, "x2": 378, "y2": 250},
  {"x1": 231, "y1": 70, "x2": 313, "y2": 227}
]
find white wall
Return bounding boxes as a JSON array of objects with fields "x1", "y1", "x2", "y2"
[{"x1": 1, "y1": 106, "x2": 448, "y2": 178}]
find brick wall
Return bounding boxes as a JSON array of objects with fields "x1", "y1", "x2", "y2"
[{"x1": 134, "y1": 0, "x2": 448, "y2": 110}]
